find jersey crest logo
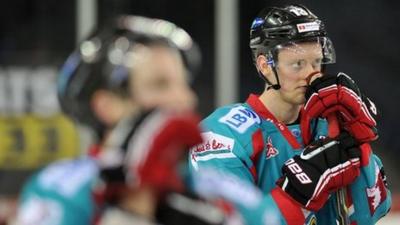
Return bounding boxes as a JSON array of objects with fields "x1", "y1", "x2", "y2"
[{"x1": 265, "y1": 137, "x2": 279, "y2": 159}]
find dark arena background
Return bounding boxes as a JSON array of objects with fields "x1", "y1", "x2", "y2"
[{"x1": 0, "y1": 0, "x2": 399, "y2": 224}]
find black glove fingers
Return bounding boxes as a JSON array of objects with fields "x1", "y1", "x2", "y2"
[
  {"x1": 313, "y1": 75, "x2": 337, "y2": 92},
  {"x1": 338, "y1": 131, "x2": 358, "y2": 147},
  {"x1": 322, "y1": 144, "x2": 342, "y2": 168},
  {"x1": 337, "y1": 73, "x2": 361, "y2": 96},
  {"x1": 336, "y1": 132, "x2": 361, "y2": 160},
  {"x1": 345, "y1": 146, "x2": 361, "y2": 160},
  {"x1": 306, "y1": 74, "x2": 337, "y2": 99},
  {"x1": 305, "y1": 87, "x2": 315, "y2": 100}
]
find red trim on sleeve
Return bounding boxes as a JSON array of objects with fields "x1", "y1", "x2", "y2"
[
  {"x1": 251, "y1": 129, "x2": 264, "y2": 161},
  {"x1": 249, "y1": 129, "x2": 264, "y2": 183},
  {"x1": 271, "y1": 187, "x2": 305, "y2": 225},
  {"x1": 359, "y1": 143, "x2": 372, "y2": 167}
]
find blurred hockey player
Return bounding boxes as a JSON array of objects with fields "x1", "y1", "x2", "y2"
[
  {"x1": 14, "y1": 16, "x2": 223, "y2": 225},
  {"x1": 15, "y1": 15, "x2": 283, "y2": 225},
  {"x1": 189, "y1": 4, "x2": 391, "y2": 225}
]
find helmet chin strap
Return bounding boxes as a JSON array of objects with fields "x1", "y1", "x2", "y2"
[
  {"x1": 266, "y1": 82, "x2": 281, "y2": 90},
  {"x1": 258, "y1": 70, "x2": 280, "y2": 90},
  {"x1": 265, "y1": 57, "x2": 281, "y2": 90},
  {"x1": 269, "y1": 65, "x2": 281, "y2": 90}
]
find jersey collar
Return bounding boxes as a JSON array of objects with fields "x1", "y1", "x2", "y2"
[{"x1": 246, "y1": 94, "x2": 302, "y2": 149}]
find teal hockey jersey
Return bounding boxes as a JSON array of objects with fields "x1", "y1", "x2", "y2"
[
  {"x1": 189, "y1": 94, "x2": 391, "y2": 225},
  {"x1": 16, "y1": 157, "x2": 99, "y2": 225}
]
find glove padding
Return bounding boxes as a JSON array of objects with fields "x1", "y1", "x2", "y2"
[
  {"x1": 301, "y1": 72, "x2": 378, "y2": 145},
  {"x1": 278, "y1": 132, "x2": 361, "y2": 211}
]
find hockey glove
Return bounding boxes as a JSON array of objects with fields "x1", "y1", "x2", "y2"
[
  {"x1": 301, "y1": 72, "x2": 378, "y2": 145},
  {"x1": 277, "y1": 132, "x2": 361, "y2": 211}
]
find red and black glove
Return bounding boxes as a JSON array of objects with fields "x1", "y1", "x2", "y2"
[
  {"x1": 276, "y1": 132, "x2": 361, "y2": 211},
  {"x1": 301, "y1": 72, "x2": 378, "y2": 145}
]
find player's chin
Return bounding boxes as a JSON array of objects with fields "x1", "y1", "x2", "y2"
[
  {"x1": 293, "y1": 93, "x2": 306, "y2": 105},
  {"x1": 296, "y1": 86, "x2": 307, "y2": 93}
]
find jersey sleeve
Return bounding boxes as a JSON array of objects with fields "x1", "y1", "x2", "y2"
[
  {"x1": 188, "y1": 106, "x2": 309, "y2": 225},
  {"x1": 190, "y1": 167, "x2": 315, "y2": 225},
  {"x1": 189, "y1": 105, "x2": 262, "y2": 184},
  {"x1": 15, "y1": 159, "x2": 98, "y2": 225}
]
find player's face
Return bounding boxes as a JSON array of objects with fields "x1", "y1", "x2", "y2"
[
  {"x1": 275, "y1": 42, "x2": 323, "y2": 105},
  {"x1": 129, "y1": 45, "x2": 197, "y2": 112}
]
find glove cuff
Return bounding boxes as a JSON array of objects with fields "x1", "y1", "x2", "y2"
[
  {"x1": 277, "y1": 177, "x2": 309, "y2": 207},
  {"x1": 271, "y1": 187, "x2": 307, "y2": 225}
]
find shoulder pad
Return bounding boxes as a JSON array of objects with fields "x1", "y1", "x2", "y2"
[
  {"x1": 37, "y1": 158, "x2": 98, "y2": 197},
  {"x1": 205, "y1": 104, "x2": 261, "y2": 134}
]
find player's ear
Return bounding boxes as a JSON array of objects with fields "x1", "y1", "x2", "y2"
[{"x1": 256, "y1": 55, "x2": 274, "y2": 82}]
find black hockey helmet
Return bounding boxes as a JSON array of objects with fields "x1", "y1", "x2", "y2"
[
  {"x1": 57, "y1": 16, "x2": 201, "y2": 134},
  {"x1": 249, "y1": 4, "x2": 335, "y2": 88}
]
